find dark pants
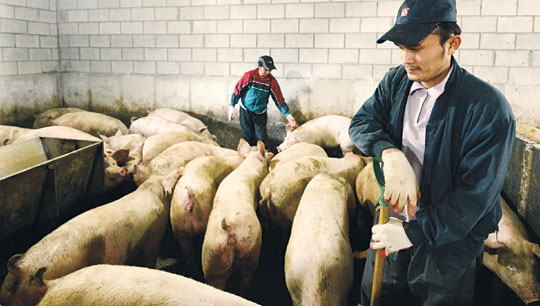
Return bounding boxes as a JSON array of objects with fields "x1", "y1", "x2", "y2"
[
  {"x1": 361, "y1": 213, "x2": 482, "y2": 306},
  {"x1": 239, "y1": 107, "x2": 268, "y2": 147}
]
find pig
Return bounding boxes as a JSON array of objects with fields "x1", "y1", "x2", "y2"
[
  {"x1": 0, "y1": 125, "x2": 31, "y2": 146},
  {"x1": 32, "y1": 107, "x2": 84, "y2": 128},
  {"x1": 51, "y1": 111, "x2": 129, "y2": 137},
  {"x1": 103, "y1": 150, "x2": 130, "y2": 190},
  {"x1": 201, "y1": 139, "x2": 270, "y2": 293},
  {"x1": 0, "y1": 170, "x2": 182, "y2": 306},
  {"x1": 276, "y1": 115, "x2": 356, "y2": 154},
  {"x1": 99, "y1": 131, "x2": 145, "y2": 153},
  {"x1": 133, "y1": 141, "x2": 236, "y2": 186},
  {"x1": 268, "y1": 142, "x2": 328, "y2": 171},
  {"x1": 517, "y1": 123, "x2": 540, "y2": 144},
  {"x1": 170, "y1": 155, "x2": 243, "y2": 277},
  {"x1": 285, "y1": 173, "x2": 355, "y2": 306},
  {"x1": 354, "y1": 159, "x2": 379, "y2": 217},
  {"x1": 484, "y1": 197, "x2": 540, "y2": 305},
  {"x1": 148, "y1": 108, "x2": 209, "y2": 132},
  {"x1": 258, "y1": 154, "x2": 366, "y2": 234},
  {"x1": 12, "y1": 126, "x2": 100, "y2": 144},
  {"x1": 142, "y1": 130, "x2": 219, "y2": 163},
  {"x1": 354, "y1": 167, "x2": 540, "y2": 304},
  {"x1": 129, "y1": 116, "x2": 193, "y2": 137},
  {"x1": 36, "y1": 264, "x2": 260, "y2": 306}
]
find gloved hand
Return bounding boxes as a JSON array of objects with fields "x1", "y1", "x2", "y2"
[
  {"x1": 381, "y1": 150, "x2": 418, "y2": 217},
  {"x1": 371, "y1": 217, "x2": 412, "y2": 257},
  {"x1": 286, "y1": 114, "x2": 296, "y2": 128},
  {"x1": 228, "y1": 105, "x2": 235, "y2": 122}
]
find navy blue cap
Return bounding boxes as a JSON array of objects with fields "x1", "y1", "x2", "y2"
[
  {"x1": 377, "y1": 0, "x2": 457, "y2": 46},
  {"x1": 258, "y1": 55, "x2": 276, "y2": 71}
]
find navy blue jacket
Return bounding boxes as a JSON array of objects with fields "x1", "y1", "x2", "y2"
[{"x1": 349, "y1": 57, "x2": 515, "y2": 274}]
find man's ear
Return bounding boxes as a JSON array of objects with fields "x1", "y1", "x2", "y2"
[{"x1": 447, "y1": 35, "x2": 461, "y2": 55}]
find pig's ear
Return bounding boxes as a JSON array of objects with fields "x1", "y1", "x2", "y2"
[
  {"x1": 484, "y1": 240, "x2": 507, "y2": 255},
  {"x1": 161, "y1": 168, "x2": 183, "y2": 196},
  {"x1": 112, "y1": 149, "x2": 130, "y2": 165},
  {"x1": 257, "y1": 141, "x2": 266, "y2": 158},
  {"x1": 528, "y1": 242, "x2": 540, "y2": 258},
  {"x1": 7, "y1": 254, "x2": 23, "y2": 279},
  {"x1": 99, "y1": 133, "x2": 110, "y2": 144},
  {"x1": 115, "y1": 129, "x2": 123, "y2": 136},
  {"x1": 237, "y1": 138, "x2": 250, "y2": 159}
]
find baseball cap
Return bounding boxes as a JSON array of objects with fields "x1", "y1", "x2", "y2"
[
  {"x1": 377, "y1": 0, "x2": 457, "y2": 46},
  {"x1": 258, "y1": 55, "x2": 276, "y2": 71}
]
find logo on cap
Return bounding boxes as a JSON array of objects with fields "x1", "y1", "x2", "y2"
[{"x1": 400, "y1": 8, "x2": 410, "y2": 17}]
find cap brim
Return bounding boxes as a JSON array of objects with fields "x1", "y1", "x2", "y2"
[
  {"x1": 262, "y1": 64, "x2": 276, "y2": 70},
  {"x1": 377, "y1": 23, "x2": 438, "y2": 46}
]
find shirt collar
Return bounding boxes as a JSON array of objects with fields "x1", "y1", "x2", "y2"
[{"x1": 409, "y1": 63, "x2": 454, "y2": 100}]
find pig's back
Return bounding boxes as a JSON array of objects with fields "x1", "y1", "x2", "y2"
[{"x1": 38, "y1": 264, "x2": 260, "y2": 306}]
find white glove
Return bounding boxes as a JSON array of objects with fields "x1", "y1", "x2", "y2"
[
  {"x1": 228, "y1": 105, "x2": 235, "y2": 122},
  {"x1": 371, "y1": 217, "x2": 412, "y2": 256},
  {"x1": 381, "y1": 150, "x2": 418, "y2": 217},
  {"x1": 286, "y1": 114, "x2": 296, "y2": 128}
]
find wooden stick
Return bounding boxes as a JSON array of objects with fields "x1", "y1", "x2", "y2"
[{"x1": 370, "y1": 205, "x2": 390, "y2": 306}]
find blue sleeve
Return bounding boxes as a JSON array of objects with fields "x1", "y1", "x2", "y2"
[{"x1": 274, "y1": 100, "x2": 290, "y2": 116}]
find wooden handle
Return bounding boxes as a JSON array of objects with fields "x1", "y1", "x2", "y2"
[{"x1": 370, "y1": 205, "x2": 390, "y2": 306}]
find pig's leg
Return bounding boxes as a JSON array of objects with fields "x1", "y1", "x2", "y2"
[{"x1": 202, "y1": 240, "x2": 235, "y2": 290}]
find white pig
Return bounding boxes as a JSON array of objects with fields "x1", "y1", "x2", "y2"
[
  {"x1": 268, "y1": 142, "x2": 327, "y2": 171},
  {"x1": 201, "y1": 139, "x2": 270, "y2": 293},
  {"x1": 129, "y1": 116, "x2": 193, "y2": 137},
  {"x1": 142, "y1": 130, "x2": 219, "y2": 163},
  {"x1": 0, "y1": 170, "x2": 182, "y2": 306},
  {"x1": 516, "y1": 123, "x2": 540, "y2": 144},
  {"x1": 148, "y1": 108, "x2": 207, "y2": 132},
  {"x1": 0, "y1": 125, "x2": 31, "y2": 146},
  {"x1": 32, "y1": 107, "x2": 85, "y2": 128},
  {"x1": 259, "y1": 154, "x2": 366, "y2": 234},
  {"x1": 12, "y1": 126, "x2": 100, "y2": 144},
  {"x1": 133, "y1": 141, "x2": 236, "y2": 186},
  {"x1": 276, "y1": 115, "x2": 355, "y2": 154},
  {"x1": 170, "y1": 155, "x2": 243, "y2": 275},
  {"x1": 99, "y1": 131, "x2": 145, "y2": 153},
  {"x1": 51, "y1": 111, "x2": 128, "y2": 137},
  {"x1": 484, "y1": 197, "x2": 540, "y2": 305},
  {"x1": 285, "y1": 173, "x2": 355, "y2": 306},
  {"x1": 36, "y1": 264, "x2": 260, "y2": 306}
]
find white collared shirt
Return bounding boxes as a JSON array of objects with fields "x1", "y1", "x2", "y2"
[{"x1": 394, "y1": 65, "x2": 453, "y2": 221}]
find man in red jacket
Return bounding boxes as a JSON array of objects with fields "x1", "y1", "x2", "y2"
[{"x1": 228, "y1": 55, "x2": 296, "y2": 149}]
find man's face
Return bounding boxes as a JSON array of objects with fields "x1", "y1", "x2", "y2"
[
  {"x1": 397, "y1": 33, "x2": 459, "y2": 88},
  {"x1": 258, "y1": 66, "x2": 271, "y2": 78}
]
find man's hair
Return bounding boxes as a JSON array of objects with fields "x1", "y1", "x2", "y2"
[{"x1": 432, "y1": 22, "x2": 461, "y2": 47}]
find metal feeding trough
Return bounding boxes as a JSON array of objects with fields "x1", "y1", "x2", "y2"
[
  {"x1": 503, "y1": 134, "x2": 540, "y2": 238},
  {"x1": 0, "y1": 137, "x2": 104, "y2": 240}
]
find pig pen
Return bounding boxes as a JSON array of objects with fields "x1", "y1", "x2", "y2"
[{"x1": 0, "y1": 116, "x2": 534, "y2": 306}]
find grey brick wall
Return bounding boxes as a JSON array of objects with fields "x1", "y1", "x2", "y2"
[
  {"x1": 0, "y1": 0, "x2": 58, "y2": 75},
  {"x1": 2, "y1": 0, "x2": 540, "y2": 127}
]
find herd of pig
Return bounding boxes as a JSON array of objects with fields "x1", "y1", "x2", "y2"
[{"x1": 0, "y1": 107, "x2": 539, "y2": 305}]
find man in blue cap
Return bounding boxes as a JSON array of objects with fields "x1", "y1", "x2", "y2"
[
  {"x1": 228, "y1": 55, "x2": 296, "y2": 150},
  {"x1": 349, "y1": 0, "x2": 515, "y2": 305}
]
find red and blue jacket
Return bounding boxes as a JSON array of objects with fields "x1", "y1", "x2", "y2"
[{"x1": 230, "y1": 68, "x2": 290, "y2": 116}]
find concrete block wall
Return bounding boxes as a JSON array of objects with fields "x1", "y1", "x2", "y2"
[
  {"x1": 0, "y1": 0, "x2": 59, "y2": 125},
  {"x1": 2, "y1": 0, "x2": 540, "y2": 129}
]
